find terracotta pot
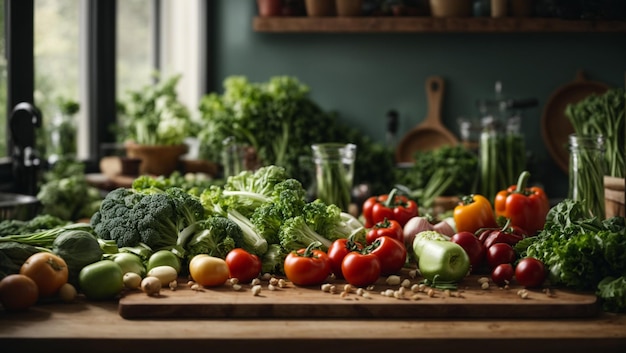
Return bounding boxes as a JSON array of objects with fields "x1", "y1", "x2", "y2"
[
  {"x1": 125, "y1": 142, "x2": 188, "y2": 176},
  {"x1": 305, "y1": 0, "x2": 335, "y2": 16},
  {"x1": 257, "y1": 0, "x2": 283, "y2": 17},
  {"x1": 336, "y1": 0, "x2": 362, "y2": 16}
]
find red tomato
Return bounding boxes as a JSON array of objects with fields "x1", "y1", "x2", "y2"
[
  {"x1": 225, "y1": 248, "x2": 262, "y2": 283},
  {"x1": 366, "y1": 218, "x2": 403, "y2": 244},
  {"x1": 450, "y1": 231, "x2": 486, "y2": 271},
  {"x1": 515, "y1": 257, "x2": 546, "y2": 288},
  {"x1": 486, "y1": 242, "x2": 516, "y2": 269},
  {"x1": 368, "y1": 236, "x2": 406, "y2": 275},
  {"x1": 327, "y1": 238, "x2": 363, "y2": 278},
  {"x1": 284, "y1": 246, "x2": 332, "y2": 286},
  {"x1": 491, "y1": 263, "x2": 514, "y2": 287},
  {"x1": 341, "y1": 252, "x2": 381, "y2": 287}
]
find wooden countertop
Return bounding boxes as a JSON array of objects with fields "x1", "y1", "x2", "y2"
[{"x1": 2, "y1": 298, "x2": 626, "y2": 353}]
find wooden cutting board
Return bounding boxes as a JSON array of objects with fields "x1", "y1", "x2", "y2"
[{"x1": 118, "y1": 273, "x2": 599, "y2": 319}]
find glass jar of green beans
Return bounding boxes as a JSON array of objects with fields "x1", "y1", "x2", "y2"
[
  {"x1": 311, "y1": 143, "x2": 356, "y2": 212},
  {"x1": 568, "y1": 134, "x2": 606, "y2": 219},
  {"x1": 478, "y1": 114, "x2": 526, "y2": 202}
]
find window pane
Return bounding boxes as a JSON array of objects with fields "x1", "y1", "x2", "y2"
[
  {"x1": 117, "y1": 0, "x2": 154, "y2": 101},
  {"x1": 0, "y1": 0, "x2": 7, "y2": 157},
  {"x1": 34, "y1": 0, "x2": 80, "y2": 161}
]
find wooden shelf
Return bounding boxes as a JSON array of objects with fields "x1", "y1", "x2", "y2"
[{"x1": 253, "y1": 16, "x2": 626, "y2": 33}]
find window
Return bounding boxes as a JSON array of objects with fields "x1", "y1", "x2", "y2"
[
  {"x1": 34, "y1": 0, "x2": 81, "y2": 161},
  {"x1": 2, "y1": 0, "x2": 212, "y2": 190}
]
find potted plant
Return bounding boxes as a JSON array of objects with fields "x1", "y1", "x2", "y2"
[{"x1": 116, "y1": 73, "x2": 194, "y2": 176}]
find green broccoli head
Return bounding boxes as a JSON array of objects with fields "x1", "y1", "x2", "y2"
[
  {"x1": 301, "y1": 199, "x2": 340, "y2": 235},
  {"x1": 278, "y1": 215, "x2": 332, "y2": 252},
  {"x1": 251, "y1": 203, "x2": 283, "y2": 245},
  {"x1": 91, "y1": 188, "x2": 142, "y2": 248},
  {"x1": 131, "y1": 193, "x2": 180, "y2": 251},
  {"x1": 185, "y1": 216, "x2": 242, "y2": 260},
  {"x1": 166, "y1": 187, "x2": 206, "y2": 226}
]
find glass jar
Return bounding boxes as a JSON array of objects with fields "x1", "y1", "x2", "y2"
[
  {"x1": 311, "y1": 143, "x2": 357, "y2": 212},
  {"x1": 478, "y1": 113, "x2": 526, "y2": 202},
  {"x1": 568, "y1": 134, "x2": 606, "y2": 219}
]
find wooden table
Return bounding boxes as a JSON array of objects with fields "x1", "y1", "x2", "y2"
[{"x1": 2, "y1": 298, "x2": 626, "y2": 353}]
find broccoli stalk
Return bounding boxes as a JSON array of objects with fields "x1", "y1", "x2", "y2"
[
  {"x1": 226, "y1": 209, "x2": 268, "y2": 256},
  {"x1": 261, "y1": 243, "x2": 288, "y2": 275},
  {"x1": 279, "y1": 216, "x2": 332, "y2": 252}
]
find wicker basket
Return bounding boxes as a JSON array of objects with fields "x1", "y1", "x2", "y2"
[
  {"x1": 0, "y1": 192, "x2": 41, "y2": 221},
  {"x1": 604, "y1": 176, "x2": 625, "y2": 219}
]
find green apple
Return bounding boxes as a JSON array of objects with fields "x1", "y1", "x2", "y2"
[
  {"x1": 412, "y1": 230, "x2": 449, "y2": 261},
  {"x1": 417, "y1": 240, "x2": 470, "y2": 284}
]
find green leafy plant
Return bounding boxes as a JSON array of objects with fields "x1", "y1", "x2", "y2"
[
  {"x1": 116, "y1": 73, "x2": 194, "y2": 146},
  {"x1": 196, "y1": 75, "x2": 395, "y2": 195}
]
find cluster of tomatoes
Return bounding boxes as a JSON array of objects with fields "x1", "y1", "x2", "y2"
[
  {"x1": 0, "y1": 252, "x2": 73, "y2": 312},
  {"x1": 450, "y1": 225, "x2": 547, "y2": 288},
  {"x1": 283, "y1": 222, "x2": 407, "y2": 288}
]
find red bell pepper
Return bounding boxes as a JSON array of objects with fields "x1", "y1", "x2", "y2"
[
  {"x1": 494, "y1": 171, "x2": 550, "y2": 236},
  {"x1": 453, "y1": 194, "x2": 498, "y2": 234},
  {"x1": 362, "y1": 188, "x2": 418, "y2": 228}
]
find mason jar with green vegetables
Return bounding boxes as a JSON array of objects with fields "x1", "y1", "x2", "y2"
[
  {"x1": 568, "y1": 134, "x2": 606, "y2": 219},
  {"x1": 478, "y1": 114, "x2": 526, "y2": 202},
  {"x1": 311, "y1": 143, "x2": 356, "y2": 212}
]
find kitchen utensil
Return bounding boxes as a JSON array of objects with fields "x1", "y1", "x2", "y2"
[
  {"x1": 541, "y1": 70, "x2": 609, "y2": 173},
  {"x1": 395, "y1": 76, "x2": 459, "y2": 164}
]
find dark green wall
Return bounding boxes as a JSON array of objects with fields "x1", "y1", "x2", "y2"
[{"x1": 213, "y1": 1, "x2": 625, "y2": 199}]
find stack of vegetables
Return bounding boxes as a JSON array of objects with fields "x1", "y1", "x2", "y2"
[{"x1": 90, "y1": 165, "x2": 366, "y2": 276}]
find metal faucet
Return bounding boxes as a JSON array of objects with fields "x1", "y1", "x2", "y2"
[{"x1": 10, "y1": 102, "x2": 42, "y2": 196}]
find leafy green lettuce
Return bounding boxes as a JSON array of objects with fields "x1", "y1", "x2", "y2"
[{"x1": 515, "y1": 199, "x2": 626, "y2": 312}]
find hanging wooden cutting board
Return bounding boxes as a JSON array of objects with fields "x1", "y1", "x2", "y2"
[
  {"x1": 395, "y1": 76, "x2": 459, "y2": 164},
  {"x1": 118, "y1": 273, "x2": 599, "y2": 319},
  {"x1": 541, "y1": 70, "x2": 610, "y2": 173}
]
